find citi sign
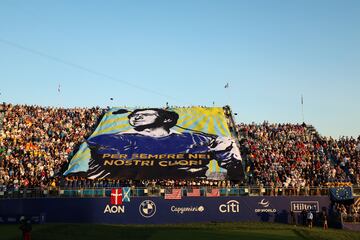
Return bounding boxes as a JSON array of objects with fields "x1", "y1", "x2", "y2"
[
  {"x1": 291, "y1": 201, "x2": 319, "y2": 213},
  {"x1": 219, "y1": 200, "x2": 240, "y2": 213}
]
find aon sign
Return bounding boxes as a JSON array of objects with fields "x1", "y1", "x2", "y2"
[{"x1": 104, "y1": 205, "x2": 125, "y2": 214}]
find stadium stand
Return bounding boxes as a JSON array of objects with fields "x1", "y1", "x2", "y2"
[
  {"x1": 1, "y1": 103, "x2": 360, "y2": 227},
  {"x1": 0, "y1": 103, "x2": 104, "y2": 190},
  {"x1": 237, "y1": 122, "x2": 359, "y2": 193},
  {"x1": 0, "y1": 103, "x2": 359, "y2": 194}
]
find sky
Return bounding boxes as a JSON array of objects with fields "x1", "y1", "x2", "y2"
[{"x1": 0, "y1": 1, "x2": 359, "y2": 138}]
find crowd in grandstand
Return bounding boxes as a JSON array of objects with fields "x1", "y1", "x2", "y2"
[
  {"x1": 0, "y1": 103, "x2": 359, "y2": 194},
  {"x1": 335, "y1": 202, "x2": 360, "y2": 223},
  {"x1": 0, "y1": 103, "x2": 104, "y2": 190},
  {"x1": 238, "y1": 122, "x2": 360, "y2": 192}
]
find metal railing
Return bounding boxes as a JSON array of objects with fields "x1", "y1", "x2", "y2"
[{"x1": 1, "y1": 186, "x2": 359, "y2": 199}]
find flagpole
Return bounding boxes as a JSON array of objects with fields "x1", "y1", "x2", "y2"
[
  {"x1": 301, "y1": 94, "x2": 304, "y2": 123},
  {"x1": 57, "y1": 83, "x2": 61, "y2": 108},
  {"x1": 224, "y1": 82, "x2": 231, "y2": 107}
]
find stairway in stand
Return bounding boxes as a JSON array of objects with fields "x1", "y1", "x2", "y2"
[{"x1": 0, "y1": 110, "x2": 4, "y2": 130}]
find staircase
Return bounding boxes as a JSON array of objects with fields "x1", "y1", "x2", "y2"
[
  {"x1": 305, "y1": 124, "x2": 339, "y2": 169},
  {"x1": 305, "y1": 124, "x2": 320, "y2": 138},
  {"x1": 0, "y1": 111, "x2": 4, "y2": 130}
]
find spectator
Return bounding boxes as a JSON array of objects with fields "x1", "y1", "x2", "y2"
[
  {"x1": 307, "y1": 210, "x2": 313, "y2": 228},
  {"x1": 19, "y1": 216, "x2": 32, "y2": 240},
  {"x1": 290, "y1": 210, "x2": 296, "y2": 226}
]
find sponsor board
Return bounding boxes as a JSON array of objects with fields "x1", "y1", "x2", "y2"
[
  {"x1": 291, "y1": 201, "x2": 319, "y2": 213},
  {"x1": 7, "y1": 217, "x2": 16, "y2": 223},
  {"x1": 255, "y1": 199, "x2": 277, "y2": 213},
  {"x1": 139, "y1": 200, "x2": 156, "y2": 218},
  {"x1": 0, "y1": 196, "x2": 330, "y2": 224},
  {"x1": 171, "y1": 205, "x2": 205, "y2": 214},
  {"x1": 219, "y1": 200, "x2": 240, "y2": 213},
  {"x1": 104, "y1": 204, "x2": 125, "y2": 214},
  {"x1": 0, "y1": 215, "x2": 45, "y2": 224}
]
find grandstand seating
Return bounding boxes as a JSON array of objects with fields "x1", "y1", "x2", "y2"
[
  {"x1": 0, "y1": 104, "x2": 104, "y2": 190},
  {"x1": 0, "y1": 104, "x2": 359, "y2": 192},
  {"x1": 237, "y1": 122, "x2": 360, "y2": 188}
]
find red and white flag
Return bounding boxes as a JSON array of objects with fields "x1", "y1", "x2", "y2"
[
  {"x1": 165, "y1": 188, "x2": 182, "y2": 200},
  {"x1": 206, "y1": 188, "x2": 220, "y2": 197},
  {"x1": 110, "y1": 188, "x2": 123, "y2": 205},
  {"x1": 187, "y1": 188, "x2": 201, "y2": 197}
]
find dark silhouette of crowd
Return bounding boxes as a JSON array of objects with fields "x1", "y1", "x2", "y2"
[{"x1": 0, "y1": 103, "x2": 359, "y2": 192}]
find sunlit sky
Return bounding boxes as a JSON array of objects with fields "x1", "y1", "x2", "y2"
[{"x1": 0, "y1": 1, "x2": 359, "y2": 138}]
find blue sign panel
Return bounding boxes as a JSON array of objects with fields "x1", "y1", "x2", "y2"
[{"x1": 0, "y1": 196, "x2": 330, "y2": 224}]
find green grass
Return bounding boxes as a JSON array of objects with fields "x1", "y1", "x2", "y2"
[{"x1": 1, "y1": 222, "x2": 360, "y2": 240}]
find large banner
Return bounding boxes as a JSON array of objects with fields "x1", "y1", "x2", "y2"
[{"x1": 64, "y1": 107, "x2": 243, "y2": 180}]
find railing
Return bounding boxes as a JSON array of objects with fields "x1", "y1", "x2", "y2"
[{"x1": 0, "y1": 186, "x2": 359, "y2": 199}]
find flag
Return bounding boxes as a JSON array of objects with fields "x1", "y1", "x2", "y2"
[
  {"x1": 224, "y1": 83, "x2": 229, "y2": 88},
  {"x1": 122, "y1": 187, "x2": 131, "y2": 202},
  {"x1": 206, "y1": 188, "x2": 220, "y2": 197},
  {"x1": 187, "y1": 188, "x2": 200, "y2": 197},
  {"x1": 165, "y1": 188, "x2": 182, "y2": 200},
  {"x1": 110, "y1": 188, "x2": 122, "y2": 205},
  {"x1": 329, "y1": 187, "x2": 353, "y2": 202}
]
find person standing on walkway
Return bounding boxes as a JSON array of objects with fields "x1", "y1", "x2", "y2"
[{"x1": 307, "y1": 210, "x2": 313, "y2": 228}]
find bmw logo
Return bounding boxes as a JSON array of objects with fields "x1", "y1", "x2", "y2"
[{"x1": 139, "y1": 200, "x2": 156, "y2": 218}]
